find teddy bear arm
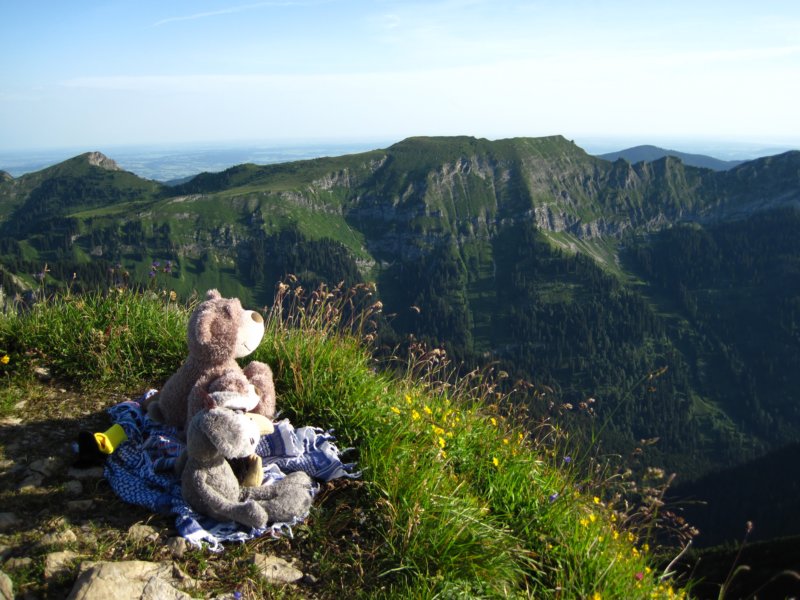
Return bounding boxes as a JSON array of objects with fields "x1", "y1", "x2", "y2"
[{"x1": 243, "y1": 361, "x2": 276, "y2": 418}]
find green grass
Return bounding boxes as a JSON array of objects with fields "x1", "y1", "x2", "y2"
[{"x1": 0, "y1": 286, "x2": 691, "y2": 598}]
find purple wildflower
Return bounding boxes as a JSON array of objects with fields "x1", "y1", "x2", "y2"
[
  {"x1": 563, "y1": 456, "x2": 572, "y2": 464},
  {"x1": 549, "y1": 492, "x2": 559, "y2": 503}
]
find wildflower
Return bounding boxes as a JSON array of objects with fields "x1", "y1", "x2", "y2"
[
  {"x1": 490, "y1": 417, "x2": 497, "y2": 426},
  {"x1": 549, "y1": 493, "x2": 559, "y2": 503},
  {"x1": 612, "y1": 530, "x2": 620, "y2": 540},
  {"x1": 518, "y1": 432, "x2": 524, "y2": 443},
  {"x1": 411, "y1": 409, "x2": 420, "y2": 421},
  {"x1": 423, "y1": 405, "x2": 433, "y2": 415},
  {"x1": 492, "y1": 457, "x2": 500, "y2": 468},
  {"x1": 563, "y1": 456, "x2": 572, "y2": 464},
  {"x1": 592, "y1": 592, "x2": 602, "y2": 600},
  {"x1": 1, "y1": 355, "x2": 9, "y2": 365},
  {"x1": 437, "y1": 437, "x2": 446, "y2": 449},
  {"x1": 503, "y1": 438, "x2": 509, "y2": 445},
  {"x1": 589, "y1": 514, "x2": 597, "y2": 523},
  {"x1": 405, "y1": 394, "x2": 413, "y2": 405},
  {"x1": 440, "y1": 450, "x2": 447, "y2": 459},
  {"x1": 643, "y1": 543, "x2": 650, "y2": 553},
  {"x1": 431, "y1": 425, "x2": 444, "y2": 435},
  {"x1": 593, "y1": 496, "x2": 601, "y2": 505},
  {"x1": 635, "y1": 572, "x2": 644, "y2": 581},
  {"x1": 579, "y1": 518, "x2": 589, "y2": 527},
  {"x1": 391, "y1": 406, "x2": 401, "y2": 415}
]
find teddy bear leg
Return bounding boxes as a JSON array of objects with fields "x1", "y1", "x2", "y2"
[
  {"x1": 243, "y1": 361, "x2": 276, "y2": 418},
  {"x1": 229, "y1": 454, "x2": 264, "y2": 487},
  {"x1": 243, "y1": 471, "x2": 314, "y2": 523}
]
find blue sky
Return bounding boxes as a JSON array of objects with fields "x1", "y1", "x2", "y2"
[{"x1": 2, "y1": 0, "x2": 799, "y2": 152}]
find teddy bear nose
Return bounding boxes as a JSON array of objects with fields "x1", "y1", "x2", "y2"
[{"x1": 250, "y1": 311, "x2": 263, "y2": 324}]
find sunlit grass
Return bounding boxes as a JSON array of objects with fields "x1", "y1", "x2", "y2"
[{"x1": 0, "y1": 283, "x2": 691, "y2": 598}]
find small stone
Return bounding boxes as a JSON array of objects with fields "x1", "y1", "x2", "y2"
[
  {"x1": 0, "y1": 417, "x2": 22, "y2": 426},
  {"x1": 33, "y1": 366, "x2": 51, "y2": 381},
  {"x1": 66, "y1": 500, "x2": 94, "y2": 512},
  {"x1": 67, "y1": 466, "x2": 104, "y2": 480},
  {"x1": 28, "y1": 456, "x2": 62, "y2": 478},
  {"x1": 0, "y1": 459, "x2": 13, "y2": 472},
  {"x1": 0, "y1": 514, "x2": 19, "y2": 533},
  {"x1": 0, "y1": 570, "x2": 13, "y2": 600},
  {"x1": 17, "y1": 472, "x2": 44, "y2": 491},
  {"x1": 251, "y1": 553, "x2": 304, "y2": 584},
  {"x1": 166, "y1": 536, "x2": 188, "y2": 559},
  {"x1": 128, "y1": 524, "x2": 159, "y2": 543},
  {"x1": 40, "y1": 529, "x2": 78, "y2": 548},
  {"x1": 13, "y1": 400, "x2": 26, "y2": 410},
  {"x1": 44, "y1": 550, "x2": 82, "y2": 580},
  {"x1": 3, "y1": 557, "x2": 32, "y2": 571},
  {"x1": 63, "y1": 480, "x2": 83, "y2": 496}
]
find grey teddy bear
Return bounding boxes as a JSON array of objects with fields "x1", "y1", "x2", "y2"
[{"x1": 181, "y1": 395, "x2": 314, "y2": 529}]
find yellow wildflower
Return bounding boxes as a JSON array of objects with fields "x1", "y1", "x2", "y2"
[
  {"x1": 593, "y1": 496, "x2": 601, "y2": 505},
  {"x1": 503, "y1": 438, "x2": 510, "y2": 445},
  {"x1": 405, "y1": 394, "x2": 413, "y2": 405},
  {"x1": 579, "y1": 518, "x2": 589, "y2": 527},
  {"x1": 490, "y1": 417, "x2": 497, "y2": 426},
  {"x1": 440, "y1": 450, "x2": 447, "y2": 458},
  {"x1": 492, "y1": 457, "x2": 500, "y2": 467},
  {"x1": 432, "y1": 425, "x2": 444, "y2": 435},
  {"x1": 589, "y1": 513, "x2": 597, "y2": 523},
  {"x1": 411, "y1": 409, "x2": 421, "y2": 421},
  {"x1": 423, "y1": 405, "x2": 433, "y2": 415},
  {"x1": 0, "y1": 355, "x2": 9, "y2": 365},
  {"x1": 437, "y1": 437, "x2": 446, "y2": 449},
  {"x1": 592, "y1": 592, "x2": 602, "y2": 600},
  {"x1": 391, "y1": 406, "x2": 401, "y2": 415}
]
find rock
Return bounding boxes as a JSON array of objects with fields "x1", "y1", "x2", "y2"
[
  {"x1": 0, "y1": 459, "x2": 14, "y2": 473},
  {"x1": 66, "y1": 560, "x2": 193, "y2": 600},
  {"x1": 28, "y1": 456, "x2": 63, "y2": 478},
  {"x1": 3, "y1": 557, "x2": 32, "y2": 571},
  {"x1": 40, "y1": 529, "x2": 78, "y2": 548},
  {"x1": 0, "y1": 570, "x2": 12, "y2": 600},
  {"x1": 0, "y1": 417, "x2": 22, "y2": 426},
  {"x1": 128, "y1": 524, "x2": 159, "y2": 543},
  {"x1": 63, "y1": 480, "x2": 83, "y2": 496},
  {"x1": 166, "y1": 536, "x2": 188, "y2": 559},
  {"x1": 44, "y1": 550, "x2": 82, "y2": 580},
  {"x1": 67, "y1": 466, "x2": 105, "y2": 480},
  {"x1": 17, "y1": 472, "x2": 44, "y2": 491},
  {"x1": 33, "y1": 366, "x2": 51, "y2": 381},
  {"x1": 0, "y1": 514, "x2": 19, "y2": 533},
  {"x1": 251, "y1": 553, "x2": 304, "y2": 584},
  {"x1": 66, "y1": 500, "x2": 94, "y2": 512}
]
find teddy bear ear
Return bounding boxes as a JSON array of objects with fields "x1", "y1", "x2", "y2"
[
  {"x1": 206, "y1": 289, "x2": 222, "y2": 301},
  {"x1": 200, "y1": 388, "x2": 216, "y2": 411}
]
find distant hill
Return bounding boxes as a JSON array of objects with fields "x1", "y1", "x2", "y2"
[
  {"x1": 2, "y1": 136, "x2": 800, "y2": 513},
  {"x1": 597, "y1": 144, "x2": 744, "y2": 171}
]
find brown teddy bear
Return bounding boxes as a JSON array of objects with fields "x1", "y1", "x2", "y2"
[{"x1": 145, "y1": 289, "x2": 276, "y2": 431}]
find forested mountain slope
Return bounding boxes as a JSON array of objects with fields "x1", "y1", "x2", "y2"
[{"x1": 1, "y1": 137, "x2": 799, "y2": 499}]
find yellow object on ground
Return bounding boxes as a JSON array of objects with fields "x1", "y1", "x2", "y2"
[{"x1": 94, "y1": 424, "x2": 128, "y2": 454}]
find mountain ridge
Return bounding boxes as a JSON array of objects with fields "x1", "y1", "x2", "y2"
[
  {"x1": 598, "y1": 144, "x2": 745, "y2": 171},
  {"x1": 1, "y1": 135, "x2": 799, "y2": 501}
]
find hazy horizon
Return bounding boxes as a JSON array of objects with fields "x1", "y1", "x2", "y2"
[
  {"x1": 2, "y1": 135, "x2": 797, "y2": 181},
  {"x1": 0, "y1": 137, "x2": 798, "y2": 181}
]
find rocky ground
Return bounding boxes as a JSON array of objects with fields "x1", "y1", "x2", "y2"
[{"x1": 0, "y1": 380, "x2": 363, "y2": 599}]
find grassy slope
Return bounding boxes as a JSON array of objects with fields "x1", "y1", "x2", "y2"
[{"x1": 0, "y1": 288, "x2": 689, "y2": 599}]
